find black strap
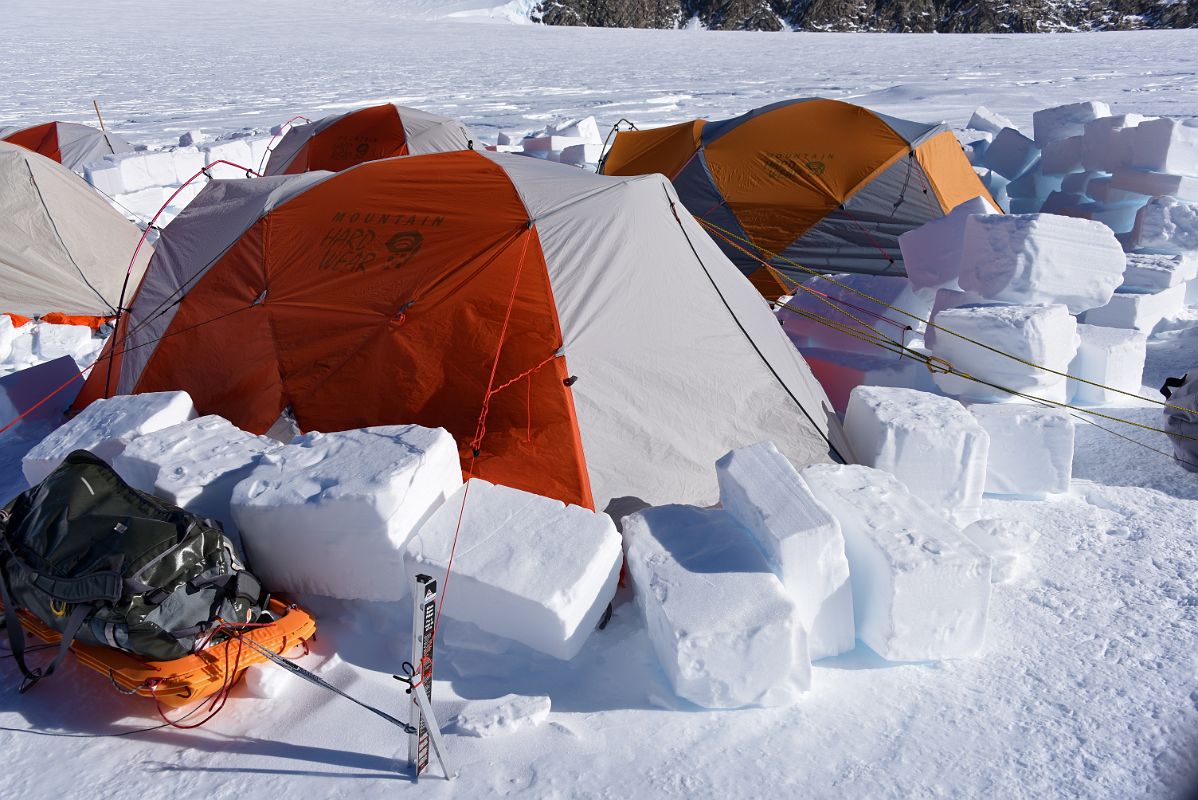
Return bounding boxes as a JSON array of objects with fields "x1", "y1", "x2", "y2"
[
  {"x1": 1161, "y1": 374, "x2": 1188, "y2": 400},
  {"x1": 0, "y1": 557, "x2": 90, "y2": 692}
]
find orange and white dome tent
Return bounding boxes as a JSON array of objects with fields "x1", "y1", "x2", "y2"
[
  {"x1": 78, "y1": 151, "x2": 849, "y2": 511},
  {"x1": 0, "y1": 142, "x2": 151, "y2": 326},
  {"x1": 263, "y1": 104, "x2": 473, "y2": 176},
  {"x1": 1, "y1": 121, "x2": 133, "y2": 172}
]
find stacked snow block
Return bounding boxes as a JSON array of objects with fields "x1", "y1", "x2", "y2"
[
  {"x1": 968, "y1": 404, "x2": 1074, "y2": 497},
  {"x1": 1082, "y1": 283, "x2": 1185, "y2": 333},
  {"x1": 779, "y1": 273, "x2": 931, "y2": 355},
  {"x1": 1125, "y1": 197, "x2": 1198, "y2": 253},
  {"x1": 1131, "y1": 117, "x2": 1198, "y2": 174},
  {"x1": 716, "y1": 442, "x2": 854, "y2": 660},
  {"x1": 622, "y1": 504, "x2": 810, "y2": 708},
  {"x1": 405, "y1": 478, "x2": 621, "y2": 661},
  {"x1": 22, "y1": 391, "x2": 197, "y2": 485},
  {"x1": 983, "y1": 128, "x2": 1040, "y2": 182},
  {"x1": 967, "y1": 107, "x2": 1016, "y2": 136},
  {"x1": 1120, "y1": 252, "x2": 1197, "y2": 292},
  {"x1": 957, "y1": 213, "x2": 1126, "y2": 314},
  {"x1": 924, "y1": 288, "x2": 990, "y2": 349},
  {"x1": 230, "y1": 425, "x2": 462, "y2": 602},
  {"x1": 30, "y1": 324, "x2": 98, "y2": 371},
  {"x1": 1032, "y1": 101, "x2": 1112, "y2": 146},
  {"x1": 843, "y1": 387, "x2": 989, "y2": 526},
  {"x1": 113, "y1": 415, "x2": 280, "y2": 544},
  {"x1": 1081, "y1": 114, "x2": 1151, "y2": 173},
  {"x1": 801, "y1": 464, "x2": 991, "y2": 662},
  {"x1": 898, "y1": 196, "x2": 996, "y2": 293},
  {"x1": 930, "y1": 303, "x2": 1079, "y2": 403},
  {"x1": 1067, "y1": 324, "x2": 1148, "y2": 406},
  {"x1": 518, "y1": 116, "x2": 603, "y2": 166}
]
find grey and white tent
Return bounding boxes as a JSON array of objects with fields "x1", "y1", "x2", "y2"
[
  {"x1": 0, "y1": 142, "x2": 151, "y2": 318},
  {"x1": 0, "y1": 121, "x2": 133, "y2": 173}
]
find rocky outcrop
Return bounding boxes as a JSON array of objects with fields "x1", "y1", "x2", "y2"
[{"x1": 531, "y1": 0, "x2": 1197, "y2": 31}]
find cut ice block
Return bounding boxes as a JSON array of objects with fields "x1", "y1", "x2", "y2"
[
  {"x1": 622, "y1": 504, "x2": 810, "y2": 707},
  {"x1": 1006, "y1": 169, "x2": 1064, "y2": 201},
  {"x1": 1120, "y1": 252, "x2": 1198, "y2": 292},
  {"x1": 1131, "y1": 117, "x2": 1198, "y2": 176},
  {"x1": 958, "y1": 213, "x2": 1126, "y2": 314},
  {"x1": 1082, "y1": 115, "x2": 1150, "y2": 172},
  {"x1": 983, "y1": 128, "x2": 1040, "y2": 181},
  {"x1": 924, "y1": 288, "x2": 991, "y2": 349},
  {"x1": 801, "y1": 464, "x2": 991, "y2": 662},
  {"x1": 0, "y1": 356, "x2": 81, "y2": 432},
  {"x1": 843, "y1": 386, "x2": 989, "y2": 526},
  {"x1": 32, "y1": 324, "x2": 97, "y2": 369},
  {"x1": 113, "y1": 415, "x2": 280, "y2": 544},
  {"x1": 1040, "y1": 136, "x2": 1084, "y2": 175},
  {"x1": 1033, "y1": 101, "x2": 1112, "y2": 145},
  {"x1": 406, "y1": 478, "x2": 621, "y2": 660},
  {"x1": 1126, "y1": 197, "x2": 1198, "y2": 253},
  {"x1": 968, "y1": 107, "x2": 1016, "y2": 136},
  {"x1": 1067, "y1": 324, "x2": 1148, "y2": 406},
  {"x1": 930, "y1": 303, "x2": 1079, "y2": 402},
  {"x1": 716, "y1": 442, "x2": 854, "y2": 660},
  {"x1": 1110, "y1": 170, "x2": 1198, "y2": 204},
  {"x1": 1082, "y1": 283, "x2": 1186, "y2": 333},
  {"x1": 231, "y1": 425, "x2": 462, "y2": 602},
  {"x1": 899, "y1": 196, "x2": 995, "y2": 292},
  {"x1": 968, "y1": 404, "x2": 1074, "y2": 497},
  {"x1": 22, "y1": 391, "x2": 196, "y2": 486}
]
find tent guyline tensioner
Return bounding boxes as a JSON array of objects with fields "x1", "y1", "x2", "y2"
[{"x1": 232, "y1": 573, "x2": 454, "y2": 781}]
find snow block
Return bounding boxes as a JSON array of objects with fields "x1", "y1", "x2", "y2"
[
  {"x1": 899, "y1": 196, "x2": 995, "y2": 292},
  {"x1": 961, "y1": 518, "x2": 1039, "y2": 583},
  {"x1": 983, "y1": 128, "x2": 1040, "y2": 181},
  {"x1": 1040, "y1": 190, "x2": 1086, "y2": 214},
  {"x1": 931, "y1": 303, "x2": 1079, "y2": 403},
  {"x1": 1082, "y1": 283, "x2": 1186, "y2": 333},
  {"x1": 1068, "y1": 324, "x2": 1148, "y2": 406},
  {"x1": 550, "y1": 116, "x2": 601, "y2": 143},
  {"x1": 405, "y1": 478, "x2": 621, "y2": 660},
  {"x1": 201, "y1": 138, "x2": 254, "y2": 179},
  {"x1": 924, "y1": 288, "x2": 990, "y2": 349},
  {"x1": 1126, "y1": 197, "x2": 1198, "y2": 253},
  {"x1": 969, "y1": 404, "x2": 1074, "y2": 497},
  {"x1": 1060, "y1": 171, "x2": 1104, "y2": 197},
  {"x1": 1033, "y1": 101, "x2": 1111, "y2": 145},
  {"x1": 1131, "y1": 117, "x2": 1198, "y2": 176},
  {"x1": 800, "y1": 347, "x2": 939, "y2": 416},
  {"x1": 801, "y1": 464, "x2": 991, "y2": 661},
  {"x1": 113, "y1": 415, "x2": 279, "y2": 542},
  {"x1": 1110, "y1": 169, "x2": 1198, "y2": 204},
  {"x1": 779, "y1": 274, "x2": 931, "y2": 356},
  {"x1": 1085, "y1": 176, "x2": 1148, "y2": 206},
  {"x1": 622, "y1": 504, "x2": 810, "y2": 707},
  {"x1": 844, "y1": 387, "x2": 989, "y2": 526},
  {"x1": 0, "y1": 356, "x2": 82, "y2": 432},
  {"x1": 1120, "y1": 252, "x2": 1198, "y2": 292},
  {"x1": 22, "y1": 391, "x2": 196, "y2": 486},
  {"x1": 32, "y1": 324, "x2": 97, "y2": 370},
  {"x1": 231, "y1": 425, "x2": 462, "y2": 602},
  {"x1": 957, "y1": 213, "x2": 1126, "y2": 314},
  {"x1": 1060, "y1": 201, "x2": 1145, "y2": 236},
  {"x1": 967, "y1": 107, "x2": 1016, "y2": 137},
  {"x1": 1006, "y1": 169, "x2": 1064, "y2": 201},
  {"x1": 1082, "y1": 115, "x2": 1150, "y2": 172},
  {"x1": 558, "y1": 143, "x2": 603, "y2": 167},
  {"x1": 1040, "y1": 135, "x2": 1084, "y2": 175},
  {"x1": 170, "y1": 147, "x2": 206, "y2": 183},
  {"x1": 716, "y1": 442, "x2": 854, "y2": 660},
  {"x1": 84, "y1": 158, "x2": 125, "y2": 196}
]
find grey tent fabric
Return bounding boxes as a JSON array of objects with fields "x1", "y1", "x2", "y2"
[
  {"x1": 0, "y1": 142, "x2": 151, "y2": 317},
  {"x1": 0, "y1": 122, "x2": 132, "y2": 172}
]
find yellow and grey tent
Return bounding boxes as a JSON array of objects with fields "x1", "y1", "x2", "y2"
[{"x1": 601, "y1": 98, "x2": 994, "y2": 298}]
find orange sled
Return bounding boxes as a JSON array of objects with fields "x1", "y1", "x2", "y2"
[{"x1": 2, "y1": 598, "x2": 316, "y2": 708}]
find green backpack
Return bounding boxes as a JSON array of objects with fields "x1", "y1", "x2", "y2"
[{"x1": 0, "y1": 450, "x2": 266, "y2": 692}]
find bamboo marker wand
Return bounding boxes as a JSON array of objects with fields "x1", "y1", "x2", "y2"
[{"x1": 93, "y1": 99, "x2": 106, "y2": 131}]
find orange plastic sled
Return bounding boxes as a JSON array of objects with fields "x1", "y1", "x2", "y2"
[{"x1": 2, "y1": 598, "x2": 316, "y2": 708}]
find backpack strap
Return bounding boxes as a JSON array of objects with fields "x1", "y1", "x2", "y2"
[
  {"x1": 0, "y1": 555, "x2": 89, "y2": 692},
  {"x1": 1161, "y1": 374, "x2": 1189, "y2": 400}
]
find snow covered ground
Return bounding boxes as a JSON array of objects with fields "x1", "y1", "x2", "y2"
[{"x1": 2, "y1": 3, "x2": 1198, "y2": 798}]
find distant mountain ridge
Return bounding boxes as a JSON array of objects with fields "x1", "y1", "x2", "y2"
[{"x1": 532, "y1": 0, "x2": 1197, "y2": 31}]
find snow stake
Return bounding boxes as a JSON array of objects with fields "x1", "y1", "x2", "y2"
[{"x1": 400, "y1": 573, "x2": 454, "y2": 780}]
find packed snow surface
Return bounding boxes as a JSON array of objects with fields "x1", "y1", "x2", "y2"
[{"x1": 2, "y1": 3, "x2": 1198, "y2": 798}]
